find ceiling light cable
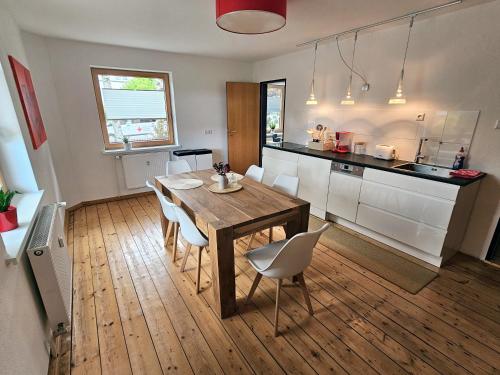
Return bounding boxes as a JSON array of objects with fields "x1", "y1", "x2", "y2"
[
  {"x1": 306, "y1": 42, "x2": 319, "y2": 105},
  {"x1": 400, "y1": 16, "x2": 414, "y2": 84},
  {"x1": 336, "y1": 35, "x2": 368, "y2": 85},
  {"x1": 389, "y1": 16, "x2": 415, "y2": 104}
]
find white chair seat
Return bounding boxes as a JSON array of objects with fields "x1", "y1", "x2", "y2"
[
  {"x1": 244, "y1": 223, "x2": 329, "y2": 337},
  {"x1": 245, "y1": 240, "x2": 287, "y2": 272}
]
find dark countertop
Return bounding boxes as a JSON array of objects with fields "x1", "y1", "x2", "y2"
[{"x1": 263, "y1": 143, "x2": 485, "y2": 187}]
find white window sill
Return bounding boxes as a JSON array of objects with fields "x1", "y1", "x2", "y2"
[
  {"x1": 2, "y1": 190, "x2": 45, "y2": 265},
  {"x1": 102, "y1": 144, "x2": 181, "y2": 156}
]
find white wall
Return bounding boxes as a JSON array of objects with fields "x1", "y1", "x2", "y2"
[
  {"x1": 253, "y1": 2, "x2": 500, "y2": 259},
  {"x1": 0, "y1": 8, "x2": 63, "y2": 375},
  {"x1": 22, "y1": 34, "x2": 253, "y2": 206}
]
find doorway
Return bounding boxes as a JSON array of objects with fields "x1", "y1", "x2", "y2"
[
  {"x1": 260, "y1": 79, "x2": 286, "y2": 153},
  {"x1": 226, "y1": 82, "x2": 260, "y2": 174}
]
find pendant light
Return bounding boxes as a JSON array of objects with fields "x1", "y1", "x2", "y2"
[
  {"x1": 216, "y1": 0, "x2": 287, "y2": 34},
  {"x1": 306, "y1": 43, "x2": 319, "y2": 105},
  {"x1": 340, "y1": 32, "x2": 359, "y2": 105},
  {"x1": 389, "y1": 16, "x2": 415, "y2": 105}
]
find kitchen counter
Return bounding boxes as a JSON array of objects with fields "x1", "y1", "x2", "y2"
[{"x1": 263, "y1": 143, "x2": 485, "y2": 186}]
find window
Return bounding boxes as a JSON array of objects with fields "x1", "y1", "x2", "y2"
[
  {"x1": 91, "y1": 68, "x2": 175, "y2": 150},
  {"x1": 260, "y1": 79, "x2": 286, "y2": 146}
]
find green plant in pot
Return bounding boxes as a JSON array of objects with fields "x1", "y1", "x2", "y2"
[
  {"x1": 122, "y1": 136, "x2": 132, "y2": 151},
  {"x1": 0, "y1": 190, "x2": 19, "y2": 232}
]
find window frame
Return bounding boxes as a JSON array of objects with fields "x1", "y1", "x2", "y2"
[
  {"x1": 91, "y1": 67, "x2": 176, "y2": 150},
  {"x1": 268, "y1": 83, "x2": 285, "y2": 130}
]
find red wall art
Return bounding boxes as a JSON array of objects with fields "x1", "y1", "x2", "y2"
[{"x1": 8, "y1": 55, "x2": 47, "y2": 150}]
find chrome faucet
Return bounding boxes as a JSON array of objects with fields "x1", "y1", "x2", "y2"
[{"x1": 415, "y1": 138, "x2": 427, "y2": 164}]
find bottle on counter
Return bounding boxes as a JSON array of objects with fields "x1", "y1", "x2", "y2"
[{"x1": 452, "y1": 146, "x2": 466, "y2": 170}]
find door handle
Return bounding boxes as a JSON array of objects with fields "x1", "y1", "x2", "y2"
[{"x1": 228, "y1": 129, "x2": 237, "y2": 135}]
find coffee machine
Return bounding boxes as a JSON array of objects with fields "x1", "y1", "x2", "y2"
[{"x1": 333, "y1": 132, "x2": 353, "y2": 153}]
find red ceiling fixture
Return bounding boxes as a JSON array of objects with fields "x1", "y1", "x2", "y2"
[{"x1": 216, "y1": 0, "x2": 287, "y2": 34}]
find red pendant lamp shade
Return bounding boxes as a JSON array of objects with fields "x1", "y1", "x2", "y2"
[{"x1": 216, "y1": 0, "x2": 287, "y2": 34}]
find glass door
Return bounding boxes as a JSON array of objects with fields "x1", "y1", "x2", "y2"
[{"x1": 260, "y1": 79, "x2": 286, "y2": 149}]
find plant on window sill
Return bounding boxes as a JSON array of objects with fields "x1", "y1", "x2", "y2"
[
  {"x1": 122, "y1": 136, "x2": 132, "y2": 151},
  {"x1": 0, "y1": 190, "x2": 19, "y2": 232}
]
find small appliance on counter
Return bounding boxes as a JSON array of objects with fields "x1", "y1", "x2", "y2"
[
  {"x1": 307, "y1": 124, "x2": 333, "y2": 151},
  {"x1": 374, "y1": 144, "x2": 396, "y2": 160},
  {"x1": 353, "y1": 141, "x2": 367, "y2": 155},
  {"x1": 332, "y1": 131, "x2": 353, "y2": 153}
]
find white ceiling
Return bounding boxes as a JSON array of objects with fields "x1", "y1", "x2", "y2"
[{"x1": 1, "y1": 0, "x2": 472, "y2": 61}]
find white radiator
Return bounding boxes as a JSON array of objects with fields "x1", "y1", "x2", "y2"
[
  {"x1": 27, "y1": 204, "x2": 72, "y2": 334},
  {"x1": 121, "y1": 152, "x2": 169, "y2": 189}
]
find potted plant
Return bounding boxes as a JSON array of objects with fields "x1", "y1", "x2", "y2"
[
  {"x1": 0, "y1": 190, "x2": 19, "y2": 232},
  {"x1": 122, "y1": 136, "x2": 132, "y2": 151},
  {"x1": 213, "y1": 162, "x2": 230, "y2": 190}
]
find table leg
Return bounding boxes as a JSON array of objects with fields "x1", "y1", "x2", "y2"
[
  {"x1": 209, "y1": 225, "x2": 237, "y2": 319},
  {"x1": 155, "y1": 179, "x2": 170, "y2": 240},
  {"x1": 284, "y1": 203, "x2": 310, "y2": 239}
]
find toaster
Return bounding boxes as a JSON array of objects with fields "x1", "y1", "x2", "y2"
[{"x1": 374, "y1": 144, "x2": 396, "y2": 160}]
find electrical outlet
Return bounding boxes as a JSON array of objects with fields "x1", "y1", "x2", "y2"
[
  {"x1": 204, "y1": 129, "x2": 214, "y2": 135},
  {"x1": 495, "y1": 120, "x2": 500, "y2": 129},
  {"x1": 416, "y1": 113, "x2": 426, "y2": 121}
]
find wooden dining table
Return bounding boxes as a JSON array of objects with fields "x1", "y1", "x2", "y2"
[{"x1": 155, "y1": 170, "x2": 310, "y2": 319}]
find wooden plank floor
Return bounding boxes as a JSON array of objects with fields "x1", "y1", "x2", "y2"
[{"x1": 56, "y1": 195, "x2": 500, "y2": 375}]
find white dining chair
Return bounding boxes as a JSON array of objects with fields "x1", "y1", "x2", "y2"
[
  {"x1": 166, "y1": 159, "x2": 192, "y2": 176},
  {"x1": 245, "y1": 223, "x2": 329, "y2": 337},
  {"x1": 146, "y1": 180, "x2": 181, "y2": 262},
  {"x1": 246, "y1": 174, "x2": 300, "y2": 250},
  {"x1": 175, "y1": 205, "x2": 209, "y2": 294},
  {"x1": 245, "y1": 165, "x2": 264, "y2": 183}
]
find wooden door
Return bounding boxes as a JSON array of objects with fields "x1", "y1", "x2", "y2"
[{"x1": 226, "y1": 82, "x2": 260, "y2": 174}]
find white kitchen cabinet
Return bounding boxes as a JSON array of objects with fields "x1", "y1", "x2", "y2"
[
  {"x1": 297, "y1": 154, "x2": 331, "y2": 218},
  {"x1": 327, "y1": 172, "x2": 362, "y2": 222},
  {"x1": 359, "y1": 180, "x2": 455, "y2": 229},
  {"x1": 262, "y1": 147, "x2": 299, "y2": 186},
  {"x1": 363, "y1": 168, "x2": 459, "y2": 200},
  {"x1": 260, "y1": 148, "x2": 481, "y2": 267},
  {"x1": 356, "y1": 203, "x2": 447, "y2": 256}
]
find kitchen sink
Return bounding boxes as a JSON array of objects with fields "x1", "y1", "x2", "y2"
[{"x1": 392, "y1": 163, "x2": 454, "y2": 178}]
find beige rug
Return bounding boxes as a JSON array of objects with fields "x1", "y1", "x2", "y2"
[{"x1": 309, "y1": 216, "x2": 438, "y2": 294}]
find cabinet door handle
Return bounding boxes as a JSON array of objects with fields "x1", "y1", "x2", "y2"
[{"x1": 229, "y1": 129, "x2": 237, "y2": 135}]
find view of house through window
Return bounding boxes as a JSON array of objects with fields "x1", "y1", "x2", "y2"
[
  {"x1": 263, "y1": 80, "x2": 285, "y2": 145},
  {"x1": 91, "y1": 68, "x2": 175, "y2": 149}
]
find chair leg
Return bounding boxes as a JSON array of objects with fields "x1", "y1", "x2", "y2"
[
  {"x1": 165, "y1": 221, "x2": 172, "y2": 246},
  {"x1": 246, "y1": 233, "x2": 255, "y2": 251},
  {"x1": 196, "y1": 246, "x2": 203, "y2": 294},
  {"x1": 269, "y1": 227, "x2": 273, "y2": 243},
  {"x1": 274, "y1": 279, "x2": 282, "y2": 337},
  {"x1": 245, "y1": 273, "x2": 262, "y2": 304},
  {"x1": 172, "y1": 222, "x2": 179, "y2": 262},
  {"x1": 297, "y1": 273, "x2": 314, "y2": 315},
  {"x1": 180, "y1": 244, "x2": 192, "y2": 272}
]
